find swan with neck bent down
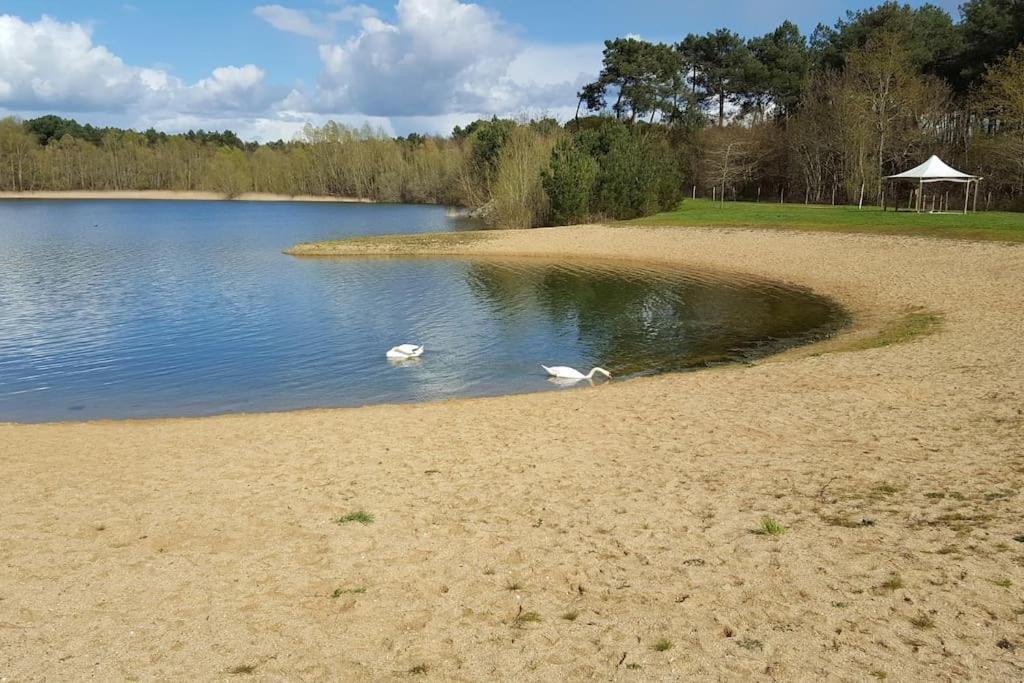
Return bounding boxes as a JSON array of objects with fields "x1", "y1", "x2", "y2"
[
  {"x1": 386, "y1": 344, "x2": 423, "y2": 360},
  {"x1": 541, "y1": 365, "x2": 612, "y2": 381}
]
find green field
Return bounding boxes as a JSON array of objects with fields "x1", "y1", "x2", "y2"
[{"x1": 630, "y1": 199, "x2": 1024, "y2": 242}]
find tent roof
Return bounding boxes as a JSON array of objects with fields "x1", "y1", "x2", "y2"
[{"x1": 888, "y1": 155, "x2": 978, "y2": 181}]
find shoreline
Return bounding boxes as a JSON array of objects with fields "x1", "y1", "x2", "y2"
[
  {"x1": 0, "y1": 190, "x2": 377, "y2": 203},
  {"x1": 2, "y1": 226, "x2": 1022, "y2": 679}
]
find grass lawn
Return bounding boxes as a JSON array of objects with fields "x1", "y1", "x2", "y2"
[{"x1": 630, "y1": 199, "x2": 1024, "y2": 242}]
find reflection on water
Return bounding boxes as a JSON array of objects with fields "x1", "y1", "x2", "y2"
[
  {"x1": 0, "y1": 200, "x2": 843, "y2": 423},
  {"x1": 464, "y1": 260, "x2": 844, "y2": 376}
]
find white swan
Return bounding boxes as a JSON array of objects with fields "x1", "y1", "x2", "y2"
[
  {"x1": 541, "y1": 365, "x2": 612, "y2": 381},
  {"x1": 386, "y1": 344, "x2": 424, "y2": 360}
]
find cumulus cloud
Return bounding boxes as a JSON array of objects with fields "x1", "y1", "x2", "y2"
[
  {"x1": 0, "y1": 5, "x2": 601, "y2": 140},
  {"x1": 253, "y1": 4, "x2": 333, "y2": 41},
  {"x1": 0, "y1": 14, "x2": 161, "y2": 111},
  {"x1": 186, "y1": 65, "x2": 279, "y2": 113},
  {"x1": 312, "y1": 0, "x2": 596, "y2": 118},
  {"x1": 0, "y1": 14, "x2": 283, "y2": 118}
]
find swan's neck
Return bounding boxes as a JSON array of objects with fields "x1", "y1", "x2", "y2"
[{"x1": 586, "y1": 367, "x2": 610, "y2": 379}]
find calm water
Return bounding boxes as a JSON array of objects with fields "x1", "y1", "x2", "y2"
[{"x1": 0, "y1": 200, "x2": 843, "y2": 423}]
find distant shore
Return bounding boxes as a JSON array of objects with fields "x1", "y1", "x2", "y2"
[{"x1": 0, "y1": 190, "x2": 376, "y2": 203}]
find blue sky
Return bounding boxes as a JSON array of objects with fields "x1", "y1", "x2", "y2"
[{"x1": 0, "y1": 0, "x2": 964, "y2": 139}]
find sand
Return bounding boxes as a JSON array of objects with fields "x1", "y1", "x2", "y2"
[
  {"x1": 1, "y1": 226, "x2": 1023, "y2": 681},
  {"x1": 0, "y1": 190, "x2": 375, "y2": 203}
]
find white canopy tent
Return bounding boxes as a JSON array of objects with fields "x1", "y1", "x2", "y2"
[{"x1": 886, "y1": 155, "x2": 981, "y2": 214}]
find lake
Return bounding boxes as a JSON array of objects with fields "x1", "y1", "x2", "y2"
[{"x1": 0, "y1": 200, "x2": 843, "y2": 423}]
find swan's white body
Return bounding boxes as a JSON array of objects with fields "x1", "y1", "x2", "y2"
[
  {"x1": 541, "y1": 365, "x2": 611, "y2": 381},
  {"x1": 386, "y1": 344, "x2": 424, "y2": 360}
]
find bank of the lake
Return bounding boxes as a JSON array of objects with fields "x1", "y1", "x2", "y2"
[
  {"x1": 0, "y1": 190, "x2": 376, "y2": 203},
  {"x1": 2, "y1": 226, "x2": 1023, "y2": 680}
]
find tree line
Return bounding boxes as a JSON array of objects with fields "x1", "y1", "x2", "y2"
[
  {"x1": 0, "y1": 113, "x2": 682, "y2": 226},
  {"x1": 0, "y1": 117, "x2": 466, "y2": 204},
  {"x1": 0, "y1": 0, "x2": 1022, "y2": 225},
  {"x1": 576, "y1": 0, "x2": 1024, "y2": 210}
]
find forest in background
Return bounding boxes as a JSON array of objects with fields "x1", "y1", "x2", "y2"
[{"x1": 0, "y1": 1, "x2": 1022, "y2": 227}]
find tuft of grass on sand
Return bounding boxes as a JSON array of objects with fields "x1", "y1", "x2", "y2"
[
  {"x1": 652, "y1": 638, "x2": 673, "y2": 652},
  {"x1": 909, "y1": 613, "x2": 936, "y2": 629},
  {"x1": 226, "y1": 664, "x2": 257, "y2": 676},
  {"x1": 629, "y1": 199, "x2": 1024, "y2": 243},
  {"x1": 504, "y1": 578, "x2": 524, "y2": 592},
  {"x1": 824, "y1": 516, "x2": 876, "y2": 528},
  {"x1": 335, "y1": 511, "x2": 374, "y2": 525},
  {"x1": 737, "y1": 638, "x2": 764, "y2": 651},
  {"x1": 561, "y1": 610, "x2": 579, "y2": 621},
  {"x1": 332, "y1": 587, "x2": 366, "y2": 598},
  {"x1": 408, "y1": 663, "x2": 429, "y2": 675},
  {"x1": 991, "y1": 578, "x2": 1013, "y2": 588},
  {"x1": 880, "y1": 575, "x2": 905, "y2": 591},
  {"x1": 509, "y1": 606, "x2": 542, "y2": 629},
  {"x1": 871, "y1": 483, "x2": 902, "y2": 496},
  {"x1": 755, "y1": 517, "x2": 786, "y2": 536}
]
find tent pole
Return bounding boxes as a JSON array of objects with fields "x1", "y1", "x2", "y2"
[
  {"x1": 963, "y1": 181, "x2": 969, "y2": 215},
  {"x1": 973, "y1": 180, "x2": 979, "y2": 212}
]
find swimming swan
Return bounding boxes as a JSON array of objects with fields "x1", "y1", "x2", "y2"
[
  {"x1": 541, "y1": 365, "x2": 612, "y2": 381},
  {"x1": 386, "y1": 344, "x2": 424, "y2": 360}
]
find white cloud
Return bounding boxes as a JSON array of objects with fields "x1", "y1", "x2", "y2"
[
  {"x1": 312, "y1": 0, "x2": 598, "y2": 118},
  {"x1": 253, "y1": 5, "x2": 333, "y2": 41},
  {"x1": 0, "y1": 14, "x2": 283, "y2": 118},
  {"x1": 0, "y1": 6, "x2": 601, "y2": 140},
  {"x1": 254, "y1": 4, "x2": 385, "y2": 41},
  {"x1": 328, "y1": 4, "x2": 380, "y2": 23},
  {"x1": 186, "y1": 65, "x2": 277, "y2": 112},
  {"x1": 0, "y1": 14, "x2": 158, "y2": 111},
  {"x1": 508, "y1": 44, "x2": 602, "y2": 89}
]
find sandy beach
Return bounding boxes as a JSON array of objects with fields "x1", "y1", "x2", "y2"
[
  {"x1": 0, "y1": 190, "x2": 375, "y2": 203},
  {"x1": 1, "y1": 226, "x2": 1022, "y2": 680}
]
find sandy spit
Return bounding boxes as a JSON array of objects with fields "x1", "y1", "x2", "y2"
[
  {"x1": 2, "y1": 226, "x2": 1023, "y2": 681},
  {"x1": 0, "y1": 190, "x2": 375, "y2": 203}
]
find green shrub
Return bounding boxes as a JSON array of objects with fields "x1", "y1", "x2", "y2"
[{"x1": 542, "y1": 137, "x2": 598, "y2": 225}]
